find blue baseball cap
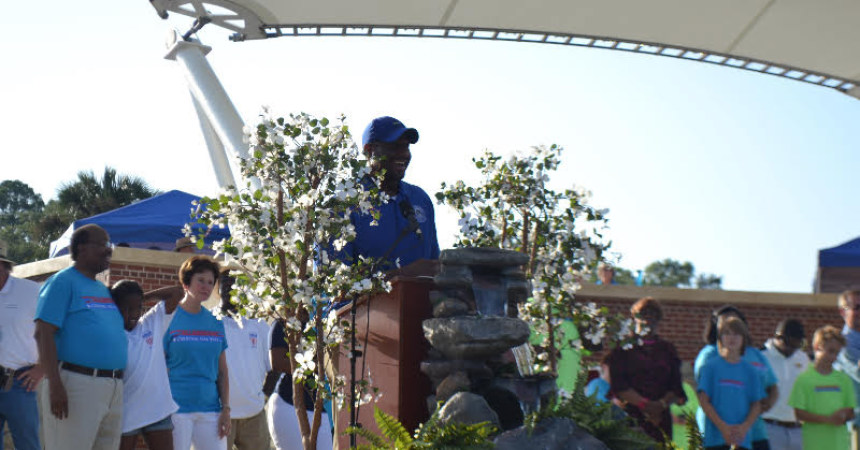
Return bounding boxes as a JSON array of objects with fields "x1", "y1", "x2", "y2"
[{"x1": 362, "y1": 116, "x2": 419, "y2": 148}]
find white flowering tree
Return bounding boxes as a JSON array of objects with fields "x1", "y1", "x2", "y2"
[
  {"x1": 190, "y1": 111, "x2": 390, "y2": 450},
  {"x1": 436, "y1": 144, "x2": 634, "y2": 375}
]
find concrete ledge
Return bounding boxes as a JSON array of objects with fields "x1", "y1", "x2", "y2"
[
  {"x1": 13, "y1": 249, "x2": 837, "y2": 309},
  {"x1": 577, "y1": 284, "x2": 837, "y2": 308},
  {"x1": 12, "y1": 247, "x2": 196, "y2": 280},
  {"x1": 110, "y1": 247, "x2": 196, "y2": 268},
  {"x1": 13, "y1": 256, "x2": 72, "y2": 279}
]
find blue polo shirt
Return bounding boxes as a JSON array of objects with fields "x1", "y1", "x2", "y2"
[
  {"x1": 35, "y1": 267, "x2": 127, "y2": 370},
  {"x1": 164, "y1": 306, "x2": 227, "y2": 413},
  {"x1": 340, "y1": 181, "x2": 440, "y2": 270}
]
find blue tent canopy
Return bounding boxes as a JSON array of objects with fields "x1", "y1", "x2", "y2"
[
  {"x1": 819, "y1": 237, "x2": 860, "y2": 268},
  {"x1": 49, "y1": 190, "x2": 230, "y2": 257}
]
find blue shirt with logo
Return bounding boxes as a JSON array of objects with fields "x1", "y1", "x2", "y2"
[
  {"x1": 164, "y1": 306, "x2": 227, "y2": 413},
  {"x1": 341, "y1": 181, "x2": 440, "y2": 270},
  {"x1": 35, "y1": 267, "x2": 127, "y2": 370},
  {"x1": 697, "y1": 355, "x2": 765, "y2": 448},
  {"x1": 695, "y1": 344, "x2": 776, "y2": 442}
]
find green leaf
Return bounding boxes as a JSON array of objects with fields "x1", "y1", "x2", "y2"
[
  {"x1": 345, "y1": 425, "x2": 390, "y2": 449},
  {"x1": 374, "y1": 407, "x2": 413, "y2": 445}
]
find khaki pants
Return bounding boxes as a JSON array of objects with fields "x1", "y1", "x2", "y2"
[
  {"x1": 39, "y1": 370, "x2": 123, "y2": 450},
  {"x1": 228, "y1": 408, "x2": 270, "y2": 450}
]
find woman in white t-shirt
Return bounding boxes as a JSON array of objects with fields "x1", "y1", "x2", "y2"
[{"x1": 111, "y1": 280, "x2": 183, "y2": 450}]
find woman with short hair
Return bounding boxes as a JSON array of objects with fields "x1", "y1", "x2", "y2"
[
  {"x1": 607, "y1": 297, "x2": 687, "y2": 444},
  {"x1": 164, "y1": 256, "x2": 230, "y2": 450}
]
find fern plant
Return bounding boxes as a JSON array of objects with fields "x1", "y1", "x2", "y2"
[
  {"x1": 524, "y1": 371, "x2": 655, "y2": 450},
  {"x1": 346, "y1": 406, "x2": 497, "y2": 449},
  {"x1": 657, "y1": 411, "x2": 704, "y2": 450}
]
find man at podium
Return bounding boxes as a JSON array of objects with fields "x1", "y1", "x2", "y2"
[
  {"x1": 338, "y1": 116, "x2": 440, "y2": 270},
  {"x1": 326, "y1": 117, "x2": 441, "y2": 448}
]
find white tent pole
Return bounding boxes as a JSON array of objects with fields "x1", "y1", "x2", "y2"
[
  {"x1": 164, "y1": 29, "x2": 260, "y2": 190},
  {"x1": 189, "y1": 92, "x2": 237, "y2": 189}
]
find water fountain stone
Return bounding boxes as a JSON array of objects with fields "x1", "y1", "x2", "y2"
[{"x1": 421, "y1": 247, "x2": 543, "y2": 431}]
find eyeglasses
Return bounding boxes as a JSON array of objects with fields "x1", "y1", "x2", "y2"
[{"x1": 843, "y1": 304, "x2": 860, "y2": 311}]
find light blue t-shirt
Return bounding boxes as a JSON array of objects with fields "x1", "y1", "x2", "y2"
[
  {"x1": 164, "y1": 306, "x2": 227, "y2": 413},
  {"x1": 584, "y1": 377, "x2": 610, "y2": 403},
  {"x1": 697, "y1": 355, "x2": 765, "y2": 449},
  {"x1": 695, "y1": 344, "x2": 776, "y2": 442},
  {"x1": 35, "y1": 267, "x2": 126, "y2": 370}
]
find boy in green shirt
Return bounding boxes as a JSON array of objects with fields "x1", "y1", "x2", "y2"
[{"x1": 789, "y1": 325, "x2": 857, "y2": 449}]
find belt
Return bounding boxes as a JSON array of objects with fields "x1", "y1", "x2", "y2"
[
  {"x1": 764, "y1": 418, "x2": 801, "y2": 429},
  {"x1": 60, "y1": 362, "x2": 123, "y2": 379},
  {"x1": 0, "y1": 364, "x2": 34, "y2": 377}
]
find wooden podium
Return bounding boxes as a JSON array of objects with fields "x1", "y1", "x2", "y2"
[{"x1": 334, "y1": 260, "x2": 438, "y2": 448}]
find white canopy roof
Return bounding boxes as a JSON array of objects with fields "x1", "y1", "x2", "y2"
[{"x1": 150, "y1": 0, "x2": 860, "y2": 98}]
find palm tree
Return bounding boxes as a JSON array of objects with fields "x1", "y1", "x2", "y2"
[
  {"x1": 35, "y1": 167, "x2": 159, "y2": 248},
  {"x1": 56, "y1": 167, "x2": 158, "y2": 217}
]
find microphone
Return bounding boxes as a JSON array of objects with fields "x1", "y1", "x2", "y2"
[{"x1": 399, "y1": 199, "x2": 422, "y2": 240}]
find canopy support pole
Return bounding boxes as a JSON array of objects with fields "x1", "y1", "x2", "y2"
[
  {"x1": 164, "y1": 29, "x2": 259, "y2": 190},
  {"x1": 190, "y1": 92, "x2": 237, "y2": 189}
]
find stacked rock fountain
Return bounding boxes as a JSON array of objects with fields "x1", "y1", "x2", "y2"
[{"x1": 421, "y1": 247, "x2": 553, "y2": 431}]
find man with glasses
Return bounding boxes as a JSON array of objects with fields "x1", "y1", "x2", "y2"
[
  {"x1": 35, "y1": 224, "x2": 127, "y2": 450},
  {"x1": 761, "y1": 319, "x2": 809, "y2": 450},
  {"x1": 835, "y1": 290, "x2": 860, "y2": 450}
]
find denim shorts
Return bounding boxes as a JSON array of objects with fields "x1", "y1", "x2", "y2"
[{"x1": 121, "y1": 415, "x2": 174, "y2": 436}]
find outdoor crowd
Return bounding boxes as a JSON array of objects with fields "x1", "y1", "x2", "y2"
[
  {"x1": 0, "y1": 230, "x2": 339, "y2": 450},
  {"x1": 587, "y1": 292, "x2": 860, "y2": 450},
  {"x1": 3, "y1": 113, "x2": 858, "y2": 450},
  {"x1": 0, "y1": 116, "x2": 440, "y2": 450}
]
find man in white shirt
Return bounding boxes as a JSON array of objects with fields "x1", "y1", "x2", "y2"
[
  {"x1": 214, "y1": 270, "x2": 272, "y2": 450},
  {"x1": 761, "y1": 318, "x2": 809, "y2": 450},
  {"x1": 0, "y1": 240, "x2": 43, "y2": 450}
]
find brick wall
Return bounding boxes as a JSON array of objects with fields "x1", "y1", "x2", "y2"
[
  {"x1": 17, "y1": 254, "x2": 842, "y2": 364},
  {"x1": 578, "y1": 296, "x2": 841, "y2": 363},
  {"x1": 108, "y1": 263, "x2": 182, "y2": 311},
  {"x1": 575, "y1": 284, "x2": 842, "y2": 365},
  {"x1": 15, "y1": 248, "x2": 191, "y2": 307},
  {"x1": 108, "y1": 263, "x2": 180, "y2": 292}
]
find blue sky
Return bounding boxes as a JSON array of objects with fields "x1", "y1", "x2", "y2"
[{"x1": 3, "y1": 0, "x2": 859, "y2": 293}]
